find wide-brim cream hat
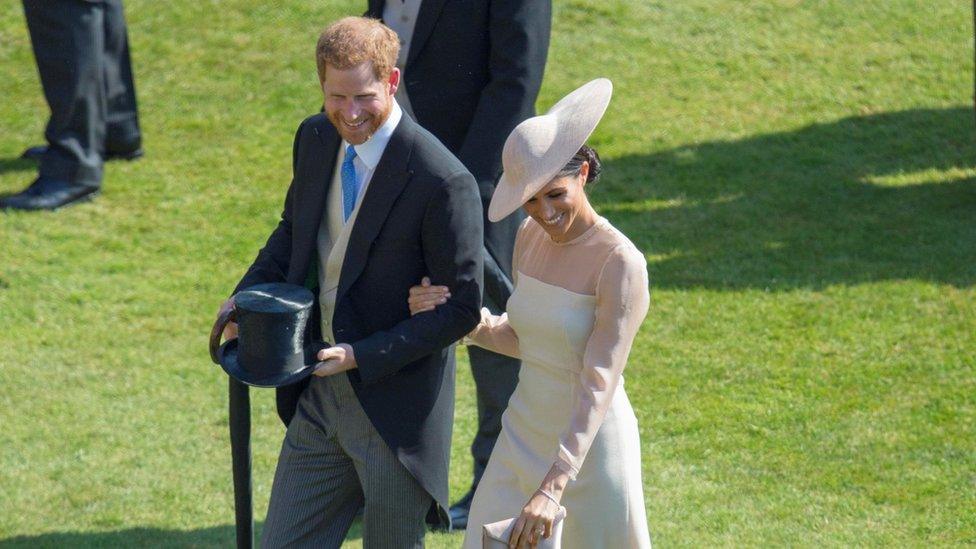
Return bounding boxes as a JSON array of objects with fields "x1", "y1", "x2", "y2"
[{"x1": 488, "y1": 78, "x2": 613, "y2": 222}]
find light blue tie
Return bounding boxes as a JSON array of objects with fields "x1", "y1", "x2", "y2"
[{"x1": 341, "y1": 144, "x2": 358, "y2": 221}]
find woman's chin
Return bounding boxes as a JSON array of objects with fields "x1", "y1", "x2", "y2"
[{"x1": 532, "y1": 213, "x2": 573, "y2": 242}]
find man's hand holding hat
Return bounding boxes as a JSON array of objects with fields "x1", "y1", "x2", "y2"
[{"x1": 314, "y1": 343, "x2": 357, "y2": 377}]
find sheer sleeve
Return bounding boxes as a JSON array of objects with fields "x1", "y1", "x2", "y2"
[
  {"x1": 552, "y1": 244, "x2": 650, "y2": 479},
  {"x1": 464, "y1": 218, "x2": 530, "y2": 358},
  {"x1": 466, "y1": 308, "x2": 520, "y2": 358}
]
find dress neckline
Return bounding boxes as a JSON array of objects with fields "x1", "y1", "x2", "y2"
[{"x1": 517, "y1": 271, "x2": 597, "y2": 299}]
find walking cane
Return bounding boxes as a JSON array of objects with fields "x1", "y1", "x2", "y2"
[
  {"x1": 209, "y1": 284, "x2": 320, "y2": 548},
  {"x1": 228, "y1": 377, "x2": 253, "y2": 549},
  {"x1": 211, "y1": 315, "x2": 253, "y2": 549}
]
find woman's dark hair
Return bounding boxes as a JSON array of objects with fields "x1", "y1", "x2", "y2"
[{"x1": 555, "y1": 144, "x2": 602, "y2": 185}]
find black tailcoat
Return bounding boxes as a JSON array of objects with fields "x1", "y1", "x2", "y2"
[{"x1": 234, "y1": 112, "x2": 484, "y2": 521}]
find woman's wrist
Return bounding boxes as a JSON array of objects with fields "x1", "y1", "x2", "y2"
[
  {"x1": 535, "y1": 487, "x2": 560, "y2": 507},
  {"x1": 539, "y1": 465, "x2": 571, "y2": 500}
]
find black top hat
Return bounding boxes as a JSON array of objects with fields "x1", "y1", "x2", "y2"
[{"x1": 209, "y1": 283, "x2": 326, "y2": 388}]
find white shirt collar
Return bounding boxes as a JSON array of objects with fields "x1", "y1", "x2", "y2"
[{"x1": 346, "y1": 100, "x2": 402, "y2": 171}]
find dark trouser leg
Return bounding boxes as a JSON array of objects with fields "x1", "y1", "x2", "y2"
[
  {"x1": 23, "y1": 0, "x2": 105, "y2": 188},
  {"x1": 339, "y1": 375, "x2": 432, "y2": 548},
  {"x1": 261, "y1": 387, "x2": 362, "y2": 549},
  {"x1": 101, "y1": 0, "x2": 140, "y2": 150}
]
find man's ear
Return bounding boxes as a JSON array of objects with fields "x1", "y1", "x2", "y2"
[{"x1": 388, "y1": 67, "x2": 401, "y2": 95}]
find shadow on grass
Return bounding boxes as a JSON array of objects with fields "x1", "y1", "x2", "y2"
[
  {"x1": 0, "y1": 157, "x2": 34, "y2": 176},
  {"x1": 0, "y1": 525, "x2": 241, "y2": 548},
  {"x1": 595, "y1": 107, "x2": 976, "y2": 290},
  {"x1": 0, "y1": 520, "x2": 366, "y2": 547}
]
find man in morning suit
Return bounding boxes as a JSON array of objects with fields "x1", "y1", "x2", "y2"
[
  {"x1": 222, "y1": 17, "x2": 483, "y2": 547},
  {"x1": 366, "y1": 0, "x2": 551, "y2": 527}
]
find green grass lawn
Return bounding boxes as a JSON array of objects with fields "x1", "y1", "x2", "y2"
[{"x1": 1, "y1": 0, "x2": 974, "y2": 546}]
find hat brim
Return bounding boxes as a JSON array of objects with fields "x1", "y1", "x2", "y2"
[
  {"x1": 216, "y1": 339, "x2": 319, "y2": 388},
  {"x1": 488, "y1": 78, "x2": 613, "y2": 222}
]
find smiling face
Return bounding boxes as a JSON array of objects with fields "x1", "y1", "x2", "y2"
[
  {"x1": 522, "y1": 161, "x2": 595, "y2": 243},
  {"x1": 322, "y1": 62, "x2": 399, "y2": 145}
]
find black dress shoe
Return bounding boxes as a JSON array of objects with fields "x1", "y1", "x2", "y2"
[
  {"x1": 449, "y1": 505, "x2": 469, "y2": 530},
  {"x1": 20, "y1": 144, "x2": 144, "y2": 162},
  {"x1": 19, "y1": 145, "x2": 45, "y2": 161},
  {"x1": 448, "y1": 488, "x2": 476, "y2": 530},
  {"x1": 0, "y1": 178, "x2": 100, "y2": 211}
]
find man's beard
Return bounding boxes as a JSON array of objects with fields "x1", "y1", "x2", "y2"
[{"x1": 329, "y1": 100, "x2": 392, "y2": 145}]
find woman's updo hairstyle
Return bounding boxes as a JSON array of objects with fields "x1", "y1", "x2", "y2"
[{"x1": 555, "y1": 144, "x2": 602, "y2": 185}]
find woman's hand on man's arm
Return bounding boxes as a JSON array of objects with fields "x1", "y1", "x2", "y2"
[{"x1": 407, "y1": 276, "x2": 451, "y2": 315}]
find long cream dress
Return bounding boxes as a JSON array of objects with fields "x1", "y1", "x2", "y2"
[{"x1": 462, "y1": 216, "x2": 652, "y2": 548}]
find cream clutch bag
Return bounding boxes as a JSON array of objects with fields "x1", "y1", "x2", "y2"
[{"x1": 482, "y1": 506, "x2": 567, "y2": 549}]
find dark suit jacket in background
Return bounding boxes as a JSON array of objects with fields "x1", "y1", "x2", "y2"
[
  {"x1": 367, "y1": 0, "x2": 550, "y2": 286},
  {"x1": 233, "y1": 113, "x2": 484, "y2": 522}
]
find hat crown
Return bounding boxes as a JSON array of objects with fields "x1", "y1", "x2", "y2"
[
  {"x1": 503, "y1": 115, "x2": 559, "y2": 187},
  {"x1": 221, "y1": 283, "x2": 317, "y2": 386},
  {"x1": 488, "y1": 78, "x2": 613, "y2": 222},
  {"x1": 236, "y1": 284, "x2": 313, "y2": 314}
]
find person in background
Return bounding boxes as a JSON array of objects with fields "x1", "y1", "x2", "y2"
[
  {"x1": 2, "y1": 0, "x2": 142, "y2": 211},
  {"x1": 366, "y1": 0, "x2": 551, "y2": 528}
]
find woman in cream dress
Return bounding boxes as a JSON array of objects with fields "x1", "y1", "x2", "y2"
[{"x1": 409, "y1": 79, "x2": 652, "y2": 548}]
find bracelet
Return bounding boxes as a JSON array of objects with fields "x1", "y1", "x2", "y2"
[{"x1": 536, "y1": 487, "x2": 560, "y2": 507}]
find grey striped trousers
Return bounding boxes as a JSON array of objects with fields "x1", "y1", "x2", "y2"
[{"x1": 261, "y1": 373, "x2": 431, "y2": 548}]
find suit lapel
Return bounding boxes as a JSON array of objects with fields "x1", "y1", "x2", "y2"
[
  {"x1": 292, "y1": 121, "x2": 340, "y2": 286},
  {"x1": 406, "y1": 0, "x2": 448, "y2": 69},
  {"x1": 336, "y1": 117, "x2": 415, "y2": 302}
]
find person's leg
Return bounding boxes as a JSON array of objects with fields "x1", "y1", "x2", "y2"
[
  {"x1": 261, "y1": 382, "x2": 363, "y2": 549},
  {"x1": 335, "y1": 375, "x2": 432, "y2": 548},
  {"x1": 22, "y1": 0, "x2": 105, "y2": 189},
  {"x1": 100, "y1": 0, "x2": 141, "y2": 153},
  {"x1": 358, "y1": 440, "x2": 431, "y2": 547}
]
